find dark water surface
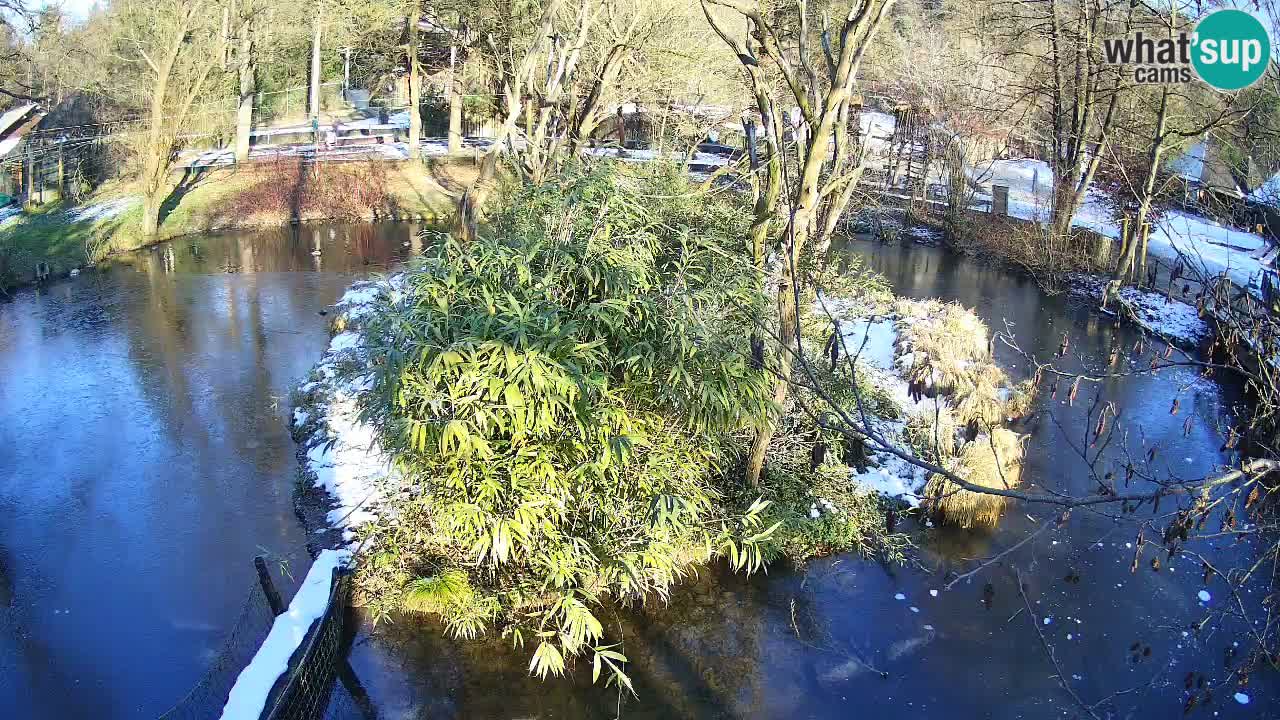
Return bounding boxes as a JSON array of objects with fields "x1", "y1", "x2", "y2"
[
  {"x1": 345, "y1": 239, "x2": 1277, "y2": 719},
  {"x1": 1, "y1": 229, "x2": 1274, "y2": 719},
  {"x1": 0, "y1": 223, "x2": 426, "y2": 719}
]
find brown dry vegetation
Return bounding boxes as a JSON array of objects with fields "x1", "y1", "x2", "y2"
[
  {"x1": 0, "y1": 159, "x2": 473, "y2": 289},
  {"x1": 923, "y1": 428, "x2": 1028, "y2": 529},
  {"x1": 904, "y1": 404, "x2": 958, "y2": 461},
  {"x1": 888, "y1": 298, "x2": 1040, "y2": 529},
  {"x1": 949, "y1": 215, "x2": 1113, "y2": 293}
]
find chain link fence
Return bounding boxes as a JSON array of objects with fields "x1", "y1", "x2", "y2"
[
  {"x1": 260, "y1": 570, "x2": 353, "y2": 720},
  {"x1": 156, "y1": 577, "x2": 279, "y2": 720},
  {"x1": 155, "y1": 559, "x2": 371, "y2": 720}
]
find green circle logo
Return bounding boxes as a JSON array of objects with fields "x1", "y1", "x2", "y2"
[{"x1": 1192, "y1": 10, "x2": 1271, "y2": 91}]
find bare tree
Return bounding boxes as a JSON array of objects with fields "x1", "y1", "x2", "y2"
[
  {"x1": 114, "y1": 0, "x2": 225, "y2": 237},
  {"x1": 233, "y1": 2, "x2": 259, "y2": 163},
  {"x1": 454, "y1": 0, "x2": 679, "y2": 236},
  {"x1": 989, "y1": 0, "x2": 1131, "y2": 240},
  {"x1": 703, "y1": 0, "x2": 896, "y2": 486},
  {"x1": 1105, "y1": 6, "x2": 1260, "y2": 285},
  {"x1": 407, "y1": 0, "x2": 423, "y2": 160}
]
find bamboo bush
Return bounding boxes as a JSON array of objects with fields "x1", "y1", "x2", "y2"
[{"x1": 349, "y1": 162, "x2": 784, "y2": 690}]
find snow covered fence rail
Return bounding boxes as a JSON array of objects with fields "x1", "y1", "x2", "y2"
[
  {"x1": 219, "y1": 550, "x2": 353, "y2": 720},
  {"x1": 205, "y1": 279, "x2": 406, "y2": 720},
  {"x1": 153, "y1": 551, "x2": 354, "y2": 720}
]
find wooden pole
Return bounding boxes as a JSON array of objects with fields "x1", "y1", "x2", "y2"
[
  {"x1": 24, "y1": 149, "x2": 33, "y2": 203},
  {"x1": 308, "y1": 6, "x2": 322, "y2": 125},
  {"x1": 1138, "y1": 221, "x2": 1151, "y2": 284},
  {"x1": 254, "y1": 555, "x2": 286, "y2": 616}
]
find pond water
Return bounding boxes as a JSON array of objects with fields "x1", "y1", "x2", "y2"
[
  {"x1": 0, "y1": 222, "x2": 426, "y2": 719},
  {"x1": 344, "y1": 238, "x2": 1277, "y2": 719},
  {"x1": 0, "y1": 227, "x2": 1273, "y2": 719}
]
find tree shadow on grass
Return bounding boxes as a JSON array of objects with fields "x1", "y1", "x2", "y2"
[{"x1": 158, "y1": 165, "x2": 233, "y2": 228}]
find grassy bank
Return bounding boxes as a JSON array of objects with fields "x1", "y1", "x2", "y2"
[{"x1": 0, "y1": 158, "x2": 474, "y2": 290}]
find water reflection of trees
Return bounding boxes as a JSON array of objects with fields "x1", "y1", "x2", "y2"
[{"x1": 361, "y1": 564, "x2": 777, "y2": 719}]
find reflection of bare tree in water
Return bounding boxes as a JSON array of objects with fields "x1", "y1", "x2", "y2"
[
  {"x1": 353, "y1": 224, "x2": 374, "y2": 267},
  {"x1": 311, "y1": 228, "x2": 323, "y2": 271},
  {"x1": 608, "y1": 565, "x2": 772, "y2": 716},
  {"x1": 407, "y1": 222, "x2": 422, "y2": 256}
]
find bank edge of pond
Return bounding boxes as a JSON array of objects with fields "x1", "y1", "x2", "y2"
[
  {"x1": 290, "y1": 280, "x2": 401, "y2": 557},
  {"x1": 871, "y1": 208, "x2": 1220, "y2": 351},
  {"x1": 0, "y1": 161, "x2": 462, "y2": 294}
]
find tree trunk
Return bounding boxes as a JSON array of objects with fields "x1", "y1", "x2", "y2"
[
  {"x1": 1113, "y1": 87, "x2": 1169, "y2": 282},
  {"x1": 407, "y1": 3, "x2": 422, "y2": 161},
  {"x1": 448, "y1": 45, "x2": 463, "y2": 154},
  {"x1": 308, "y1": 11, "x2": 322, "y2": 125},
  {"x1": 235, "y1": 15, "x2": 256, "y2": 163},
  {"x1": 141, "y1": 192, "x2": 161, "y2": 237},
  {"x1": 141, "y1": 51, "x2": 174, "y2": 238},
  {"x1": 745, "y1": 263, "x2": 799, "y2": 486}
]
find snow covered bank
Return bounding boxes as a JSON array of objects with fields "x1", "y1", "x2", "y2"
[
  {"x1": 1069, "y1": 274, "x2": 1211, "y2": 348},
  {"x1": 834, "y1": 316, "x2": 931, "y2": 505},
  {"x1": 219, "y1": 549, "x2": 350, "y2": 720},
  {"x1": 68, "y1": 197, "x2": 138, "y2": 222},
  {"x1": 293, "y1": 279, "x2": 405, "y2": 543},
  {"x1": 824, "y1": 294, "x2": 1034, "y2": 517},
  {"x1": 971, "y1": 158, "x2": 1273, "y2": 291},
  {"x1": 0, "y1": 204, "x2": 21, "y2": 228}
]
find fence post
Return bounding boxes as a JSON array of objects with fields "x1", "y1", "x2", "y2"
[
  {"x1": 991, "y1": 185, "x2": 1009, "y2": 216},
  {"x1": 254, "y1": 556, "x2": 287, "y2": 616}
]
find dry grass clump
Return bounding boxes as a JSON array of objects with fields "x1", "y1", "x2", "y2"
[
  {"x1": 948, "y1": 217, "x2": 1111, "y2": 294},
  {"x1": 923, "y1": 428, "x2": 1027, "y2": 529},
  {"x1": 1004, "y1": 378, "x2": 1039, "y2": 420},
  {"x1": 904, "y1": 404, "x2": 959, "y2": 460},
  {"x1": 953, "y1": 363, "x2": 1010, "y2": 430},
  {"x1": 894, "y1": 299, "x2": 993, "y2": 396}
]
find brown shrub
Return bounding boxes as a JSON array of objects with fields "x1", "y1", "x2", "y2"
[
  {"x1": 950, "y1": 216, "x2": 1112, "y2": 293},
  {"x1": 223, "y1": 159, "x2": 396, "y2": 222}
]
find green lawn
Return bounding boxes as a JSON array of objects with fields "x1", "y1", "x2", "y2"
[{"x1": 0, "y1": 159, "x2": 468, "y2": 292}]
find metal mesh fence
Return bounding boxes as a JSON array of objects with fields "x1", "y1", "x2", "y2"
[
  {"x1": 261, "y1": 570, "x2": 354, "y2": 720},
  {"x1": 156, "y1": 579, "x2": 279, "y2": 720},
  {"x1": 154, "y1": 561, "x2": 373, "y2": 720}
]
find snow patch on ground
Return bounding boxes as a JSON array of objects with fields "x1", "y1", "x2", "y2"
[
  {"x1": 827, "y1": 310, "x2": 942, "y2": 506},
  {"x1": 68, "y1": 197, "x2": 138, "y2": 222},
  {"x1": 1070, "y1": 274, "x2": 1210, "y2": 347},
  {"x1": 839, "y1": 318, "x2": 897, "y2": 370},
  {"x1": 0, "y1": 204, "x2": 21, "y2": 228},
  {"x1": 294, "y1": 278, "x2": 405, "y2": 540},
  {"x1": 971, "y1": 158, "x2": 1273, "y2": 290},
  {"x1": 582, "y1": 146, "x2": 731, "y2": 168},
  {"x1": 219, "y1": 549, "x2": 349, "y2": 720}
]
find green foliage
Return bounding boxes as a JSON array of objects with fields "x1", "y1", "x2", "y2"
[
  {"x1": 0, "y1": 198, "x2": 138, "y2": 288},
  {"x1": 738, "y1": 412, "x2": 909, "y2": 565},
  {"x1": 353, "y1": 161, "x2": 781, "y2": 689}
]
